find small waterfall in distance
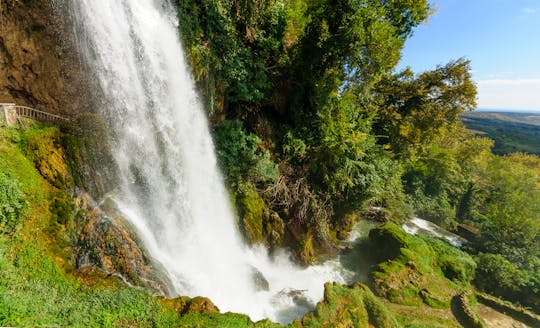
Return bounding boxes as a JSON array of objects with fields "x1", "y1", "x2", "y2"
[{"x1": 69, "y1": 0, "x2": 349, "y2": 323}]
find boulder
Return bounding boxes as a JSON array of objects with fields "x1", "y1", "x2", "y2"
[{"x1": 73, "y1": 193, "x2": 173, "y2": 296}]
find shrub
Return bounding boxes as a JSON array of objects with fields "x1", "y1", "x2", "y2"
[
  {"x1": 0, "y1": 172, "x2": 26, "y2": 234},
  {"x1": 214, "y1": 120, "x2": 278, "y2": 186},
  {"x1": 474, "y1": 253, "x2": 528, "y2": 301}
]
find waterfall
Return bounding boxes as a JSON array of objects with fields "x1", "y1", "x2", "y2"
[{"x1": 69, "y1": 0, "x2": 348, "y2": 323}]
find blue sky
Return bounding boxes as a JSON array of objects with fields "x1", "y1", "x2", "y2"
[{"x1": 397, "y1": 0, "x2": 540, "y2": 111}]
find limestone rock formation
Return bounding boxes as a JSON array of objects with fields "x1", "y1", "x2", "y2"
[
  {"x1": 0, "y1": 0, "x2": 94, "y2": 115},
  {"x1": 73, "y1": 193, "x2": 173, "y2": 296}
]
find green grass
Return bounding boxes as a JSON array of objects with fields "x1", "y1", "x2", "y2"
[
  {"x1": 0, "y1": 124, "x2": 182, "y2": 327},
  {"x1": 0, "y1": 239, "x2": 180, "y2": 327}
]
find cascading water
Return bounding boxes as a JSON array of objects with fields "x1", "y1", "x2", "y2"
[{"x1": 69, "y1": 0, "x2": 350, "y2": 323}]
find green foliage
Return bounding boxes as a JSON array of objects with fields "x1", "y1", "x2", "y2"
[
  {"x1": 404, "y1": 145, "x2": 464, "y2": 227},
  {"x1": 474, "y1": 254, "x2": 540, "y2": 312},
  {"x1": 291, "y1": 0, "x2": 430, "y2": 124},
  {"x1": 214, "y1": 120, "x2": 278, "y2": 186},
  {"x1": 177, "y1": 0, "x2": 289, "y2": 113},
  {"x1": 374, "y1": 59, "x2": 477, "y2": 159},
  {"x1": 177, "y1": 0, "x2": 432, "y2": 258},
  {"x1": 473, "y1": 155, "x2": 540, "y2": 265},
  {"x1": 311, "y1": 94, "x2": 404, "y2": 213},
  {"x1": 474, "y1": 253, "x2": 526, "y2": 297},
  {"x1": 282, "y1": 130, "x2": 307, "y2": 162},
  {"x1": 0, "y1": 172, "x2": 26, "y2": 234}
]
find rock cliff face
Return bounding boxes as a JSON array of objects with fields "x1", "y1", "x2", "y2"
[{"x1": 0, "y1": 0, "x2": 93, "y2": 115}]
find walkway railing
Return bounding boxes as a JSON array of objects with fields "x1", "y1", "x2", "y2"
[{"x1": 1, "y1": 103, "x2": 70, "y2": 126}]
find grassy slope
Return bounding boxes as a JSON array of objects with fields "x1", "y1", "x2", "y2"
[
  {"x1": 461, "y1": 112, "x2": 540, "y2": 155},
  {"x1": 0, "y1": 125, "x2": 182, "y2": 327}
]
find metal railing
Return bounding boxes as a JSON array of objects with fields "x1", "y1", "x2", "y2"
[{"x1": 1, "y1": 103, "x2": 70, "y2": 126}]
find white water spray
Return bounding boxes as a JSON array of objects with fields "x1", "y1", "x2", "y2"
[{"x1": 70, "y1": 0, "x2": 348, "y2": 323}]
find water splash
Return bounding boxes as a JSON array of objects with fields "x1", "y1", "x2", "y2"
[
  {"x1": 69, "y1": 0, "x2": 347, "y2": 323},
  {"x1": 403, "y1": 217, "x2": 467, "y2": 247}
]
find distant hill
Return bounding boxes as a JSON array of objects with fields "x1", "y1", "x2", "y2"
[{"x1": 460, "y1": 111, "x2": 540, "y2": 155}]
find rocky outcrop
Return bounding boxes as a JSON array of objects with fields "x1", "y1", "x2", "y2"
[
  {"x1": 369, "y1": 223, "x2": 476, "y2": 308},
  {"x1": 296, "y1": 283, "x2": 399, "y2": 328},
  {"x1": 364, "y1": 206, "x2": 390, "y2": 223},
  {"x1": 451, "y1": 292, "x2": 485, "y2": 328},
  {"x1": 73, "y1": 193, "x2": 173, "y2": 296},
  {"x1": 0, "y1": 0, "x2": 95, "y2": 115}
]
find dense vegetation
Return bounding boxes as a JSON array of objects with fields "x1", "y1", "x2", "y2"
[
  {"x1": 177, "y1": 0, "x2": 540, "y2": 314},
  {"x1": 461, "y1": 111, "x2": 540, "y2": 155},
  {"x1": 0, "y1": 124, "x2": 471, "y2": 327},
  {"x1": 1, "y1": 0, "x2": 539, "y2": 326}
]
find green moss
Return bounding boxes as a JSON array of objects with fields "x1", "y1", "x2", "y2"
[
  {"x1": 61, "y1": 113, "x2": 116, "y2": 199},
  {"x1": 299, "y1": 233, "x2": 315, "y2": 265},
  {"x1": 20, "y1": 127, "x2": 72, "y2": 189},
  {"x1": 369, "y1": 223, "x2": 475, "y2": 309},
  {"x1": 298, "y1": 283, "x2": 399, "y2": 328},
  {"x1": 237, "y1": 184, "x2": 265, "y2": 243}
]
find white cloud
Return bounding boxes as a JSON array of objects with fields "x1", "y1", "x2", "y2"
[
  {"x1": 477, "y1": 79, "x2": 540, "y2": 110},
  {"x1": 523, "y1": 7, "x2": 540, "y2": 14}
]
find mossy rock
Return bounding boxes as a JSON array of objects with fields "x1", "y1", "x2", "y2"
[
  {"x1": 299, "y1": 233, "x2": 316, "y2": 265},
  {"x1": 237, "y1": 184, "x2": 265, "y2": 244},
  {"x1": 297, "y1": 282, "x2": 399, "y2": 328},
  {"x1": 73, "y1": 193, "x2": 172, "y2": 295},
  {"x1": 263, "y1": 209, "x2": 285, "y2": 248},
  {"x1": 369, "y1": 223, "x2": 475, "y2": 309},
  {"x1": 20, "y1": 127, "x2": 72, "y2": 189},
  {"x1": 178, "y1": 296, "x2": 220, "y2": 315},
  {"x1": 61, "y1": 113, "x2": 117, "y2": 199}
]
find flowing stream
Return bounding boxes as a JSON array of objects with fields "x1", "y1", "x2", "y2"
[
  {"x1": 69, "y1": 0, "x2": 350, "y2": 323},
  {"x1": 402, "y1": 217, "x2": 467, "y2": 247}
]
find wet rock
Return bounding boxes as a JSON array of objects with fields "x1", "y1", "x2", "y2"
[
  {"x1": 364, "y1": 206, "x2": 389, "y2": 222},
  {"x1": 263, "y1": 209, "x2": 285, "y2": 249},
  {"x1": 73, "y1": 193, "x2": 173, "y2": 296},
  {"x1": 0, "y1": 0, "x2": 96, "y2": 117},
  {"x1": 250, "y1": 266, "x2": 270, "y2": 291},
  {"x1": 178, "y1": 296, "x2": 220, "y2": 315}
]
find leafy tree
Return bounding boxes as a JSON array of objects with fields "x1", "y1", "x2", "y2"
[
  {"x1": 373, "y1": 59, "x2": 476, "y2": 159},
  {"x1": 311, "y1": 94, "x2": 404, "y2": 213},
  {"x1": 177, "y1": 0, "x2": 289, "y2": 114},
  {"x1": 474, "y1": 253, "x2": 527, "y2": 297},
  {"x1": 289, "y1": 0, "x2": 430, "y2": 125},
  {"x1": 473, "y1": 156, "x2": 540, "y2": 266}
]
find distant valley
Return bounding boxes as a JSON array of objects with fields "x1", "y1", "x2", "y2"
[{"x1": 461, "y1": 111, "x2": 540, "y2": 155}]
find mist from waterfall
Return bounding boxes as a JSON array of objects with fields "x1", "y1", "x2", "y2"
[{"x1": 69, "y1": 0, "x2": 349, "y2": 323}]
